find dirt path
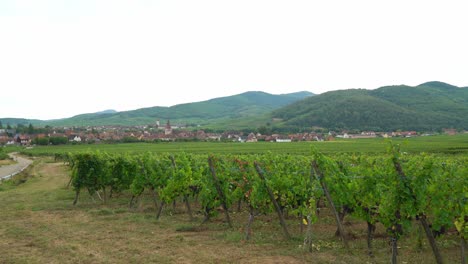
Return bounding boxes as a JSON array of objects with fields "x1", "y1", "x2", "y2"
[{"x1": 0, "y1": 152, "x2": 33, "y2": 180}]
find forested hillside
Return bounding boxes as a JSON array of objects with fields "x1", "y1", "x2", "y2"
[
  {"x1": 1, "y1": 91, "x2": 313, "y2": 127},
  {"x1": 272, "y1": 82, "x2": 468, "y2": 131}
]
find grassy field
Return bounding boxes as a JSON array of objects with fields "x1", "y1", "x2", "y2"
[
  {"x1": 17, "y1": 134, "x2": 468, "y2": 156},
  {"x1": 0, "y1": 158, "x2": 464, "y2": 263},
  {"x1": 0, "y1": 159, "x2": 16, "y2": 166}
]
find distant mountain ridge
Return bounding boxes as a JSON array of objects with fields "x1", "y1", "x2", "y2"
[
  {"x1": 0, "y1": 91, "x2": 314, "y2": 127},
  {"x1": 95, "y1": 109, "x2": 118, "y2": 115},
  {"x1": 271, "y1": 81, "x2": 468, "y2": 131},
  {"x1": 2, "y1": 82, "x2": 467, "y2": 132}
]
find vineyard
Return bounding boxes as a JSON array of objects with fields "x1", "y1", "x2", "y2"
[
  {"x1": 18, "y1": 134, "x2": 468, "y2": 156},
  {"x1": 61, "y1": 144, "x2": 467, "y2": 264}
]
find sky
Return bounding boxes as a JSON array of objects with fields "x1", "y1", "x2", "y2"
[{"x1": 1, "y1": 0, "x2": 467, "y2": 120}]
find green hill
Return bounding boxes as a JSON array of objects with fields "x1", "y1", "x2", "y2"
[
  {"x1": 271, "y1": 82, "x2": 468, "y2": 131},
  {"x1": 3, "y1": 82, "x2": 467, "y2": 132},
  {"x1": 0, "y1": 118, "x2": 45, "y2": 127},
  {"x1": 2, "y1": 91, "x2": 312, "y2": 127}
]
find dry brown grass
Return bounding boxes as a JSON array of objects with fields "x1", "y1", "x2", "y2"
[
  {"x1": 0, "y1": 159, "x2": 463, "y2": 264},
  {"x1": 0, "y1": 159, "x2": 16, "y2": 166}
]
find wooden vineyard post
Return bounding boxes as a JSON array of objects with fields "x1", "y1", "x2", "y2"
[
  {"x1": 208, "y1": 156, "x2": 233, "y2": 228},
  {"x1": 95, "y1": 190, "x2": 104, "y2": 202},
  {"x1": 245, "y1": 205, "x2": 255, "y2": 241},
  {"x1": 367, "y1": 221, "x2": 376, "y2": 257},
  {"x1": 461, "y1": 237, "x2": 466, "y2": 264},
  {"x1": 311, "y1": 161, "x2": 349, "y2": 250},
  {"x1": 156, "y1": 201, "x2": 165, "y2": 220},
  {"x1": 202, "y1": 207, "x2": 212, "y2": 224},
  {"x1": 254, "y1": 162, "x2": 291, "y2": 240},
  {"x1": 393, "y1": 159, "x2": 444, "y2": 264},
  {"x1": 67, "y1": 177, "x2": 73, "y2": 188},
  {"x1": 391, "y1": 237, "x2": 398, "y2": 264},
  {"x1": 150, "y1": 187, "x2": 159, "y2": 213},
  {"x1": 73, "y1": 189, "x2": 80, "y2": 205},
  {"x1": 130, "y1": 190, "x2": 144, "y2": 209},
  {"x1": 303, "y1": 161, "x2": 317, "y2": 251},
  {"x1": 420, "y1": 215, "x2": 444, "y2": 264},
  {"x1": 183, "y1": 195, "x2": 194, "y2": 221},
  {"x1": 305, "y1": 214, "x2": 313, "y2": 252}
]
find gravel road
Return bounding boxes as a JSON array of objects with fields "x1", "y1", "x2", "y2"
[{"x1": 0, "y1": 153, "x2": 33, "y2": 181}]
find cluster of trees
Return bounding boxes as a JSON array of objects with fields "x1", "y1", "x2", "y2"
[
  {"x1": 13, "y1": 124, "x2": 54, "y2": 135},
  {"x1": 32, "y1": 136, "x2": 69, "y2": 146},
  {"x1": 0, "y1": 121, "x2": 13, "y2": 137},
  {"x1": 0, "y1": 122, "x2": 57, "y2": 137},
  {"x1": 0, "y1": 147, "x2": 8, "y2": 160}
]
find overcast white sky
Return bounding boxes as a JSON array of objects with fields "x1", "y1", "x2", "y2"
[{"x1": 1, "y1": 0, "x2": 467, "y2": 120}]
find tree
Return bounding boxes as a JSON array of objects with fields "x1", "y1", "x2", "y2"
[
  {"x1": 257, "y1": 126, "x2": 271, "y2": 135},
  {"x1": 5, "y1": 123, "x2": 13, "y2": 137},
  {"x1": 0, "y1": 120, "x2": 3, "y2": 129},
  {"x1": 49, "y1": 136, "x2": 68, "y2": 145},
  {"x1": 34, "y1": 137, "x2": 49, "y2": 146},
  {"x1": 0, "y1": 147, "x2": 8, "y2": 160},
  {"x1": 28, "y1": 123, "x2": 34, "y2": 134}
]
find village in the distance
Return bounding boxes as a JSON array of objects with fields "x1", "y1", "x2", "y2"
[{"x1": 0, "y1": 119, "x2": 461, "y2": 147}]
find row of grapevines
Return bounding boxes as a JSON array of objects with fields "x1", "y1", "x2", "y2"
[{"x1": 66, "y1": 149, "x2": 466, "y2": 262}]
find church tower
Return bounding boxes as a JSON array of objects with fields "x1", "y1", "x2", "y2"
[{"x1": 165, "y1": 120, "x2": 172, "y2": 135}]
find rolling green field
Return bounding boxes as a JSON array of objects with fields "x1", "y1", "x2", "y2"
[{"x1": 18, "y1": 134, "x2": 468, "y2": 156}]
